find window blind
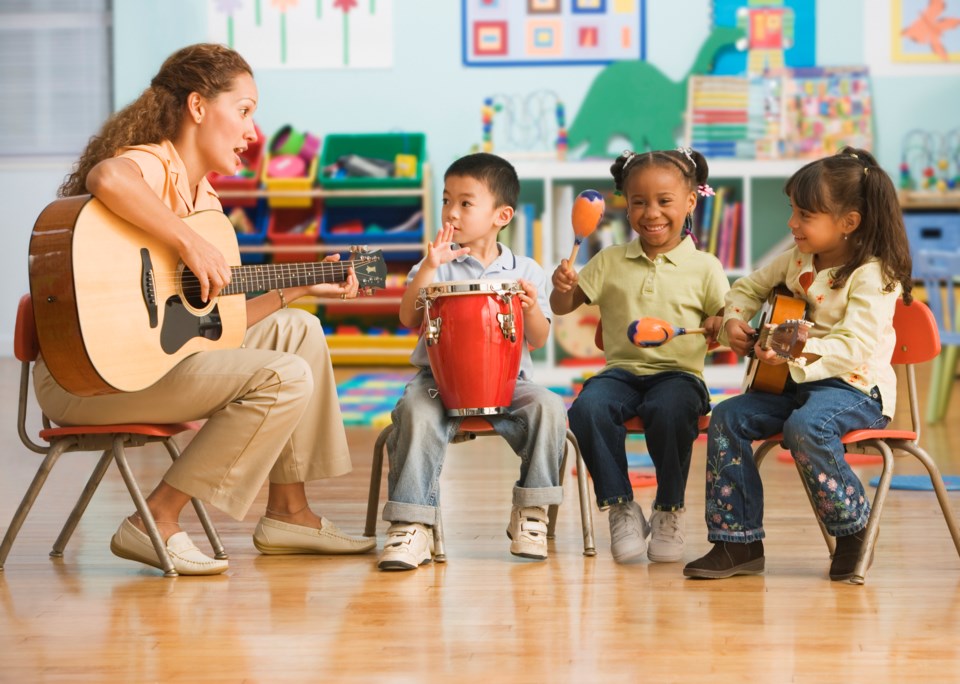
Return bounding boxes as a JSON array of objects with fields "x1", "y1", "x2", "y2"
[{"x1": 0, "y1": 1, "x2": 112, "y2": 156}]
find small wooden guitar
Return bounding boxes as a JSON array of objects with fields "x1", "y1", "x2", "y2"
[
  {"x1": 741, "y1": 291, "x2": 811, "y2": 395},
  {"x1": 29, "y1": 195, "x2": 387, "y2": 397}
]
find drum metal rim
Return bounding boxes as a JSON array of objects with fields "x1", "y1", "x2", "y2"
[
  {"x1": 423, "y1": 279, "x2": 521, "y2": 296},
  {"x1": 444, "y1": 406, "x2": 507, "y2": 417}
]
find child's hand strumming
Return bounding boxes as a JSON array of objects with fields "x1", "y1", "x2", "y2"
[
  {"x1": 724, "y1": 319, "x2": 757, "y2": 357},
  {"x1": 551, "y1": 259, "x2": 579, "y2": 294}
]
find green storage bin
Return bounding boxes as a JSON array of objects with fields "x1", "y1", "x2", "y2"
[{"x1": 319, "y1": 133, "x2": 425, "y2": 191}]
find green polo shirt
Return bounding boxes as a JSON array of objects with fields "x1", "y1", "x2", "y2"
[{"x1": 578, "y1": 236, "x2": 729, "y2": 379}]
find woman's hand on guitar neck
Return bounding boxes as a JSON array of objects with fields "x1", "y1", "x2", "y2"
[{"x1": 299, "y1": 254, "x2": 359, "y2": 300}]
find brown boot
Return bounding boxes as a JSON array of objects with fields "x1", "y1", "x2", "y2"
[
  {"x1": 683, "y1": 541, "x2": 765, "y2": 579},
  {"x1": 829, "y1": 531, "x2": 873, "y2": 582}
]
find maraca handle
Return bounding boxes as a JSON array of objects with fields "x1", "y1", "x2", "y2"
[{"x1": 568, "y1": 239, "x2": 582, "y2": 265}]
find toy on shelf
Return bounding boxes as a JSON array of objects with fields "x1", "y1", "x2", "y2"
[
  {"x1": 899, "y1": 128, "x2": 960, "y2": 193},
  {"x1": 318, "y1": 133, "x2": 425, "y2": 190},
  {"x1": 262, "y1": 124, "x2": 320, "y2": 208},
  {"x1": 478, "y1": 90, "x2": 567, "y2": 160}
]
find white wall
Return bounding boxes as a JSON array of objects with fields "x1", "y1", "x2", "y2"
[{"x1": 3, "y1": 0, "x2": 959, "y2": 354}]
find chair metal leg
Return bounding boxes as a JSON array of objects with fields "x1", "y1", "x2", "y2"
[
  {"x1": 566, "y1": 430, "x2": 596, "y2": 557},
  {"x1": 162, "y1": 438, "x2": 228, "y2": 560},
  {"x1": 0, "y1": 440, "x2": 71, "y2": 570},
  {"x1": 365, "y1": 425, "x2": 393, "y2": 538},
  {"x1": 433, "y1": 507, "x2": 446, "y2": 562},
  {"x1": 51, "y1": 449, "x2": 114, "y2": 557},
  {"x1": 896, "y1": 441, "x2": 960, "y2": 558},
  {"x1": 112, "y1": 438, "x2": 177, "y2": 577},
  {"x1": 847, "y1": 440, "x2": 896, "y2": 585}
]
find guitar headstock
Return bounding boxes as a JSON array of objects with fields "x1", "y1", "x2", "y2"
[
  {"x1": 348, "y1": 246, "x2": 387, "y2": 293},
  {"x1": 758, "y1": 319, "x2": 813, "y2": 366}
]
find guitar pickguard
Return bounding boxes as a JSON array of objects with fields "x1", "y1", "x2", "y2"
[{"x1": 159, "y1": 296, "x2": 223, "y2": 354}]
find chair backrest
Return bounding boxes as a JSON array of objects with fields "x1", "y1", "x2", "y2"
[
  {"x1": 15, "y1": 294, "x2": 40, "y2": 363},
  {"x1": 913, "y1": 250, "x2": 960, "y2": 346},
  {"x1": 891, "y1": 298, "x2": 941, "y2": 365}
]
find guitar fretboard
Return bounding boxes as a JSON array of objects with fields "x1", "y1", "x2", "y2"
[{"x1": 223, "y1": 260, "x2": 363, "y2": 296}]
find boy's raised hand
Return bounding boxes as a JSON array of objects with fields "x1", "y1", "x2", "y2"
[
  {"x1": 425, "y1": 222, "x2": 470, "y2": 270},
  {"x1": 551, "y1": 259, "x2": 578, "y2": 293}
]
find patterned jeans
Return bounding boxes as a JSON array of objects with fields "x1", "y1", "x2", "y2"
[{"x1": 704, "y1": 378, "x2": 888, "y2": 542}]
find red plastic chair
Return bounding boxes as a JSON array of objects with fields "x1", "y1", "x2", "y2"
[
  {"x1": 754, "y1": 299, "x2": 960, "y2": 584},
  {"x1": 0, "y1": 294, "x2": 227, "y2": 577},
  {"x1": 365, "y1": 417, "x2": 597, "y2": 560}
]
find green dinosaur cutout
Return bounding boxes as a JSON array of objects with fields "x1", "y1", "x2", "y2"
[{"x1": 568, "y1": 26, "x2": 745, "y2": 158}]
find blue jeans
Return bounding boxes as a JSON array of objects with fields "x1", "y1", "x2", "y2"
[
  {"x1": 568, "y1": 368, "x2": 710, "y2": 510},
  {"x1": 704, "y1": 378, "x2": 888, "y2": 542},
  {"x1": 382, "y1": 369, "x2": 566, "y2": 525}
]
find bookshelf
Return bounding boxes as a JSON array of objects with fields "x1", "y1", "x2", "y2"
[{"x1": 506, "y1": 157, "x2": 807, "y2": 371}]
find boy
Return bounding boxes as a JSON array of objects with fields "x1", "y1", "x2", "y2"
[{"x1": 378, "y1": 153, "x2": 566, "y2": 571}]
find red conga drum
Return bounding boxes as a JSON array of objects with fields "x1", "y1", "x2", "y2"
[{"x1": 420, "y1": 279, "x2": 524, "y2": 416}]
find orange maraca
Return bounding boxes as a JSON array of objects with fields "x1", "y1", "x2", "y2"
[
  {"x1": 627, "y1": 317, "x2": 707, "y2": 348},
  {"x1": 569, "y1": 189, "x2": 605, "y2": 265}
]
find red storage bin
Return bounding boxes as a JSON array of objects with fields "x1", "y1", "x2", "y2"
[{"x1": 267, "y1": 205, "x2": 321, "y2": 263}]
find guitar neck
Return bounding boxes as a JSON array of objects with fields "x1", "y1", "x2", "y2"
[{"x1": 222, "y1": 260, "x2": 356, "y2": 296}]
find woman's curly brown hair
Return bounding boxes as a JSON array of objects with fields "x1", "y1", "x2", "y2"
[{"x1": 59, "y1": 43, "x2": 252, "y2": 197}]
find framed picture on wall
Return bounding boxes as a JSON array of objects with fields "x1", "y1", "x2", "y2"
[
  {"x1": 891, "y1": 0, "x2": 960, "y2": 63},
  {"x1": 462, "y1": 0, "x2": 646, "y2": 66}
]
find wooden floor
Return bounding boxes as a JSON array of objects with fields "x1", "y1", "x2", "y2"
[{"x1": 2, "y1": 357, "x2": 960, "y2": 683}]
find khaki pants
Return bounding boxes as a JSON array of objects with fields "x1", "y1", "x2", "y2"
[{"x1": 33, "y1": 309, "x2": 352, "y2": 520}]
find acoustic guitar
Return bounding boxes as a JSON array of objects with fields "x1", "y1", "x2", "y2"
[
  {"x1": 741, "y1": 291, "x2": 811, "y2": 395},
  {"x1": 29, "y1": 195, "x2": 387, "y2": 397}
]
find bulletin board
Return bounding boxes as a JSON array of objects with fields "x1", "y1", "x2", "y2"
[
  {"x1": 461, "y1": 0, "x2": 646, "y2": 67},
  {"x1": 207, "y1": 0, "x2": 393, "y2": 69},
  {"x1": 710, "y1": 0, "x2": 816, "y2": 77},
  {"x1": 781, "y1": 67, "x2": 873, "y2": 158}
]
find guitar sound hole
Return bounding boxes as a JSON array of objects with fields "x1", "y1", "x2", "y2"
[{"x1": 180, "y1": 269, "x2": 207, "y2": 309}]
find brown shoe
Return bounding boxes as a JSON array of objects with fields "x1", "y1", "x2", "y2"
[
  {"x1": 829, "y1": 531, "x2": 873, "y2": 582},
  {"x1": 683, "y1": 540, "x2": 765, "y2": 579}
]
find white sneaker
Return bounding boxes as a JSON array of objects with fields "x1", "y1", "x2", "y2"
[
  {"x1": 506, "y1": 505, "x2": 549, "y2": 560},
  {"x1": 378, "y1": 522, "x2": 434, "y2": 571},
  {"x1": 647, "y1": 508, "x2": 686, "y2": 563},
  {"x1": 607, "y1": 501, "x2": 650, "y2": 563}
]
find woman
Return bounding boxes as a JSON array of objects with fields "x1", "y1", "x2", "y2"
[{"x1": 40, "y1": 43, "x2": 374, "y2": 575}]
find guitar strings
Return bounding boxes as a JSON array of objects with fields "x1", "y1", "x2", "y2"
[{"x1": 149, "y1": 259, "x2": 374, "y2": 296}]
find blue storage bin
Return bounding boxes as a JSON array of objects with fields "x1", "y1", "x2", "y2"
[
  {"x1": 320, "y1": 204, "x2": 424, "y2": 260},
  {"x1": 225, "y1": 200, "x2": 269, "y2": 264},
  {"x1": 904, "y1": 212, "x2": 960, "y2": 276}
]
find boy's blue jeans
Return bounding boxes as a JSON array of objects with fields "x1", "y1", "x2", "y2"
[
  {"x1": 382, "y1": 369, "x2": 566, "y2": 526},
  {"x1": 568, "y1": 368, "x2": 711, "y2": 510},
  {"x1": 704, "y1": 378, "x2": 888, "y2": 543}
]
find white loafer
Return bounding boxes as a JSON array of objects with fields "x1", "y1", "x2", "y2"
[
  {"x1": 252, "y1": 516, "x2": 376, "y2": 555},
  {"x1": 110, "y1": 518, "x2": 228, "y2": 576}
]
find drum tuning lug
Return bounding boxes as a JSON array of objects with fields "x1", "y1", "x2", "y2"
[
  {"x1": 424, "y1": 316, "x2": 442, "y2": 346},
  {"x1": 497, "y1": 312, "x2": 517, "y2": 342}
]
